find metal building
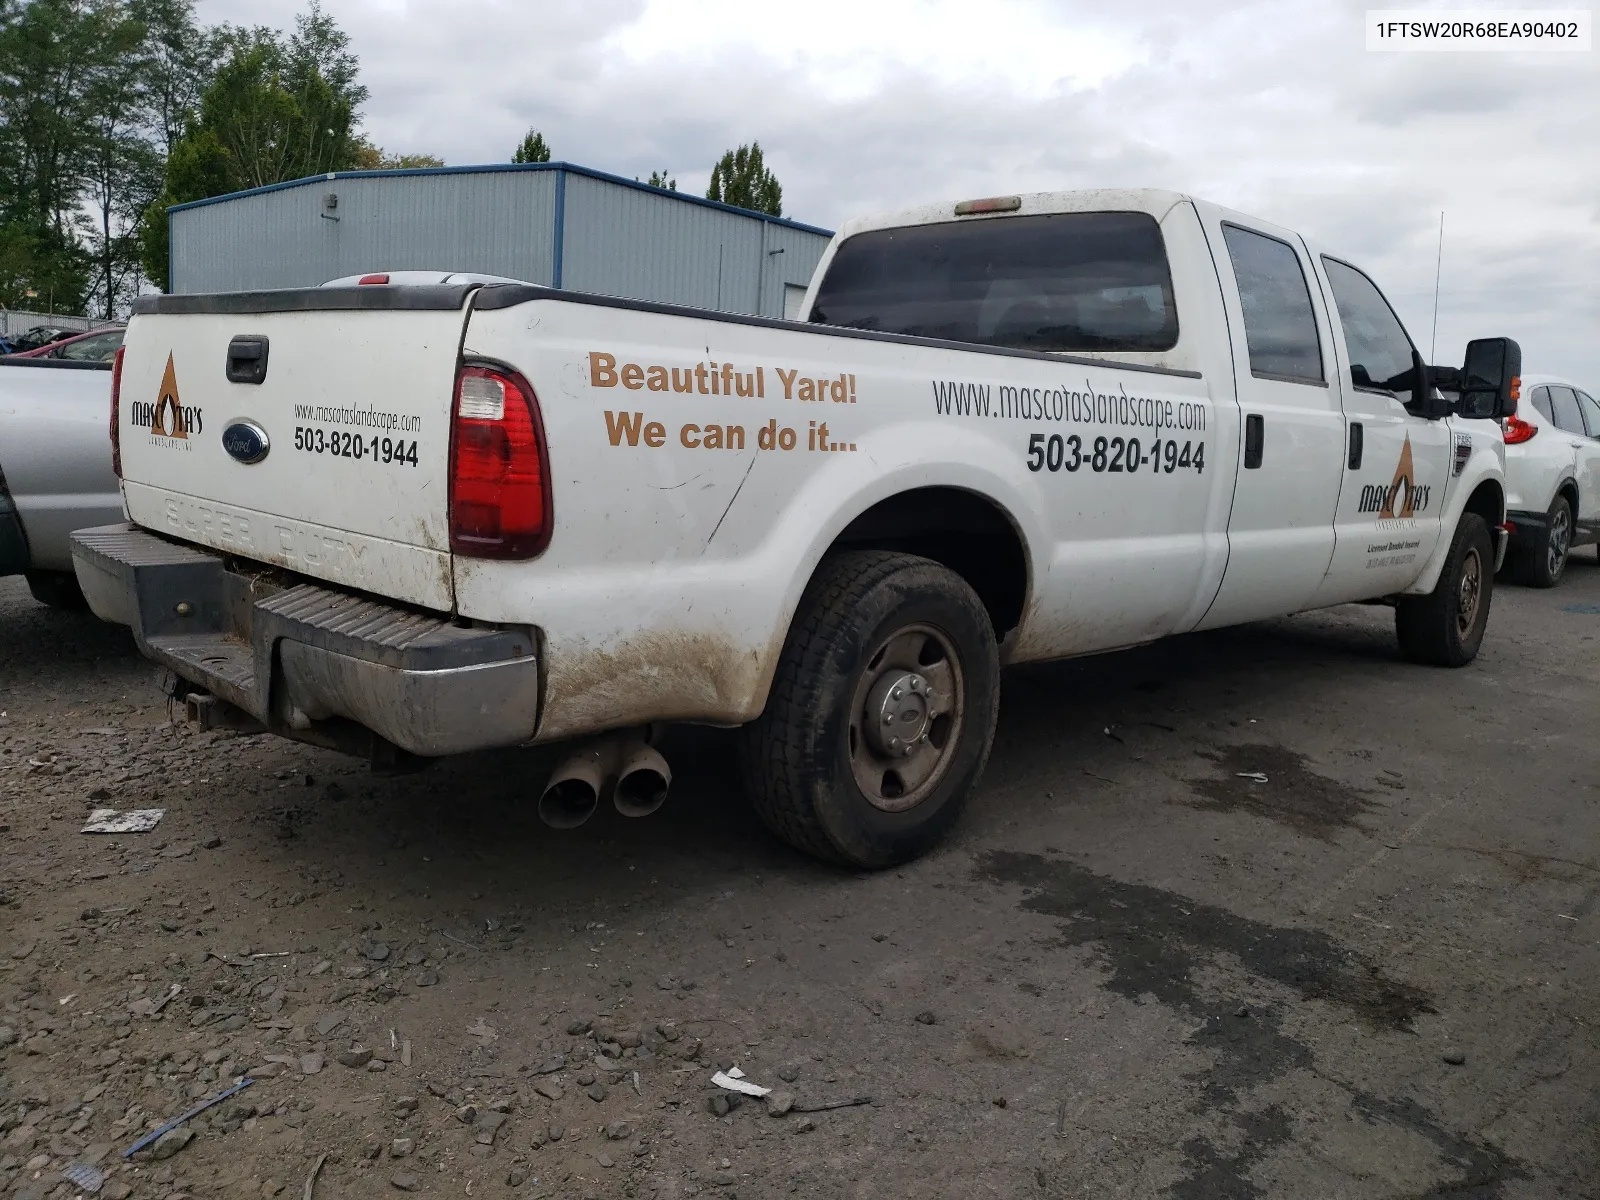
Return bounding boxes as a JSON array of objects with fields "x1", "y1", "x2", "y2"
[{"x1": 167, "y1": 162, "x2": 834, "y2": 320}]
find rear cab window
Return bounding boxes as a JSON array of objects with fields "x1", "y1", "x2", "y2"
[
  {"x1": 1221, "y1": 224, "x2": 1324, "y2": 384},
  {"x1": 809, "y1": 211, "x2": 1179, "y2": 353}
]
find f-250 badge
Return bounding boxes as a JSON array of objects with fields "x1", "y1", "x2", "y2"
[{"x1": 1357, "y1": 435, "x2": 1430, "y2": 517}]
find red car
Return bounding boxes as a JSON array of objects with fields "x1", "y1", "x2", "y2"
[{"x1": 9, "y1": 325, "x2": 126, "y2": 362}]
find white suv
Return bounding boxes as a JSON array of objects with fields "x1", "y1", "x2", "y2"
[{"x1": 1502, "y1": 374, "x2": 1600, "y2": 586}]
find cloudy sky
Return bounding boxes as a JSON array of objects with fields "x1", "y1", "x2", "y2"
[{"x1": 199, "y1": 0, "x2": 1598, "y2": 381}]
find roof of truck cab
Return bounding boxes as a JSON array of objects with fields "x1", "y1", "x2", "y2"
[{"x1": 833, "y1": 188, "x2": 1194, "y2": 239}]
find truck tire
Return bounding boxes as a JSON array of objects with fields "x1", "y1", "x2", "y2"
[
  {"x1": 1521, "y1": 494, "x2": 1572, "y2": 588},
  {"x1": 24, "y1": 570, "x2": 87, "y2": 611},
  {"x1": 739, "y1": 550, "x2": 1000, "y2": 868},
  {"x1": 1394, "y1": 513, "x2": 1492, "y2": 667}
]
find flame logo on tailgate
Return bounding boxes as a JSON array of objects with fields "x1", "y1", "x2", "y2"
[{"x1": 129, "y1": 353, "x2": 203, "y2": 444}]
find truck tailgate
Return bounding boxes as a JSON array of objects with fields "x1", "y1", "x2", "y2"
[{"x1": 117, "y1": 287, "x2": 472, "y2": 611}]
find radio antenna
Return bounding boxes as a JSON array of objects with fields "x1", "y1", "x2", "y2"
[{"x1": 1429, "y1": 211, "x2": 1445, "y2": 361}]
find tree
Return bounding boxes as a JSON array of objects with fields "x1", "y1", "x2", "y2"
[
  {"x1": 138, "y1": 2, "x2": 369, "y2": 288},
  {"x1": 137, "y1": 123, "x2": 227, "y2": 288},
  {"x1": 129, "y1": 0, "x2": 213, "y2": 158},
  {"x1": 0, "y1": 0, "x2": 98, "y2": 310},
  {"x1": 2, "y1": 0, "x2": 372, "y2": 305},
  {"x1": 351, "y1": 140, "x2": 443, "y2": 170},
  {"x1": 705, "y1": 142, "x2": 780, "y2": 216},
  {"x1": 644, "y1": 169, "x2": 675, "y2": 191},
  {"x1": 511, "y1": 128, "x2": 549, "y2": 164},
  {"x1": 79, "y1": 0, "x2": 163, "y2": 318}
]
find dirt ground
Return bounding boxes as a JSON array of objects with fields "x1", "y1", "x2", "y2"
[{"x1": 2, "y1": 557, "x2": 1598, "y2": 1200}]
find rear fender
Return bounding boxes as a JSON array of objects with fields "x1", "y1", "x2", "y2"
[{"x1": 518, "y1": 422, "x2": 1044, "y2": 742}]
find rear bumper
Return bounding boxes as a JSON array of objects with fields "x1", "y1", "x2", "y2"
[
  {"x1": 1506, "y1": 509, "x2": 1547, "y2": 543},
  {"x1": 70, "y1": 523, "x2": 540, "y2": 757}
]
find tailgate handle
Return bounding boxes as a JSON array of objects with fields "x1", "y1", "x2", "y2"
[{"x1": 225, "y1": 336, "x2": 269, "y2": 385}]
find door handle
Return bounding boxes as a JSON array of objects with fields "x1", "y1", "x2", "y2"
[
  {"x1": 1349, "y1": 422, "x2": 1364, "y2": 470},
  {"x1": 1244, "y1": 414, "x2": 1264, "y2": 469}
]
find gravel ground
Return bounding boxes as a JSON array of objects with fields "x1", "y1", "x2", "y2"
[{"x1": 1, "y1": 558, "x2": 1598, "y2": 1200}]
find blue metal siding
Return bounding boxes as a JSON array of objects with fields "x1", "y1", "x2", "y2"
[
  {"x1": 755, "y1": 222, "x2": 830, "y2": 319},
  {"x1": 172, "y1": 171, "x2": 558, "y2": 294},
  {"x1": 166, "y1": 161, "x2": 832, "y2": 236},
  {"x1": 168, "y1": 164, "x2": 831, "y2": 316},
  {"x1": 559, "y1": 173, "x2": 753, "y2": 313}
]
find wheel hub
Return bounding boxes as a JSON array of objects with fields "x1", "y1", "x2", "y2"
[
  {"x1": 847, "y1": 624, "x2": 965, "y2": 814},
  {"x1": 865, "y1": 670, "x2": 931, "y2": 757},
  {"x1": 1550, "y1": 509, "x2": 1570, "y2": 576},
  {"x1": 1457, "y1": 548, "x2": 1482, "y2": 635}
]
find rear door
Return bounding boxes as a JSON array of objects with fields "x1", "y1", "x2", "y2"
[
  {"x1": 1309, "y1": 256, "x2": 1450, "y2": 603},
  {"x1": 1194, "y1": 209, "x2": 1345, "y2": 628},
  {"x1": 117, "y1": 287, "x2": 473, "y2": 611},
  {"x1": 1555, "y1": 386, "x2": 1600, "y2": 544}
]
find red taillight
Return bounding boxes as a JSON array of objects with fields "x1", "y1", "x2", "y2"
[
  {"x1": 109, "y1": 345, "x2": 125, "y2": 478},
  {"x1": 449, "y1": 363, "x2": 551, "y2": 558},
  {"x1": 1502, "y1": 414, "x2": 1537, "y2": 445},
  {"x1": 358, "y1": 273, "x2": 390, "y2": 285}
]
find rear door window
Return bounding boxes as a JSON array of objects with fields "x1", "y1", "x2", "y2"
[
  {"x1": 810, "y1": 211, "x2": 1179, "y2": 353},
  {"x1": 1322, "y1": 257, "x2": 1419, "y2": 407},
  {"x1": 1548, "y1": 385, "x2": 1585, "y2": 433},
  {"x1": 1221, "y1": 224, "x2": 1324, "y2": 384}
]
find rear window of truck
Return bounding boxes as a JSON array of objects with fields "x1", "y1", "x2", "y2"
[{"x1": 809, "y1": 211, "x2": 1179, "y2": 353}]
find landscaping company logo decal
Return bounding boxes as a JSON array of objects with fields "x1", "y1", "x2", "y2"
[
  {"x1": 129, "y1": 353, "x2": 203, "y2": 447},
  {"x1": 1357, "y1": 435, "x2": 1430, "y2": 518}
]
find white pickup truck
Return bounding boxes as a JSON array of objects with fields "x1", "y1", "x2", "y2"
[{"x1": 72, "y1": 188, "x2": 1521, "y2": 867}]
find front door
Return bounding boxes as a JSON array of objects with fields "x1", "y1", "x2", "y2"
[
  {"x1": 1194, "y1": 211, "x2": 1346, "y2": 628},
  {"x1": 1310, "y1": 256, "x2": 1450, "y2": 604}
]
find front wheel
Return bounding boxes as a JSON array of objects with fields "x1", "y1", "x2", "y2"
[
  {"x1": 1394, "y1": 514, "x2": 1493, "y2": 667},
  {"x1": 739, "y1": 550, "x2": 1000, "y2": 868}
]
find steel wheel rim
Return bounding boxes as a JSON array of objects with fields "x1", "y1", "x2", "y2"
[
  {"x1": 1549, "y1": 507, "x2": 1570, "y2": 577},
  {"x1": 848, "y1": 623, "x2": 966, "y2": 813},
  {"x1": 1457, "y1": 547, "x2": 1483, "y2": 635}
]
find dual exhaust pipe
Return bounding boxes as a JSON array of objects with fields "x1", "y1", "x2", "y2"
[{"x1": 537, "y1": 731, "x2": 671, "y2": 829}]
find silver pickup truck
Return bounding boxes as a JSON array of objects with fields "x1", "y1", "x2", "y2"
[{"x1": 0, "y1": 357, "x2": 124, "y2": 607}]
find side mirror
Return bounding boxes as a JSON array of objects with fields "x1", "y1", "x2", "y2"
[{"x1": 1456, "y1": 337, "x2": 1522, "y2": 419}]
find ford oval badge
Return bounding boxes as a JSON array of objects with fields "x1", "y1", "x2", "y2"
[{"x1": 221, "y1": 419, "x2": 270, "y2": 464}]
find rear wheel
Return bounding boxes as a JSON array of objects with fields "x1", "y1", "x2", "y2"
[
  {"x1": 1395, "y1": 514, "x2": 1492, "y2": 667},
  {"x1": 1522, "y1": 495, "x2": 1572, "y2": 588},
  {"x1": 739, "y1": 550, "x2": 1000, "y2": 868},
  {"x1": 24, "y1": 570, "x2": 87, "y2": 610}
]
